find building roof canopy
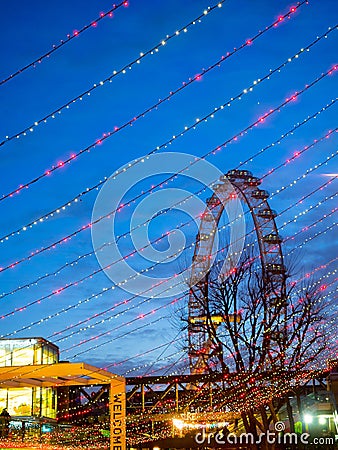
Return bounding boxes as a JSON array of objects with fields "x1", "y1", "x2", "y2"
[{"x1": 0, "y1": 362, "x2": 124, "y2": 388}]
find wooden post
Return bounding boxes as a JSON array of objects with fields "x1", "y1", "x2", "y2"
[
  {"x1": 109, "y1": 379, "x2": 126, "y2": 450},
  {"x1": 175, "y1": 382, "x2": 179, "y2": 413},
  {"x1": 141, "y1": 384, "x2": 145, "y2": 413}
]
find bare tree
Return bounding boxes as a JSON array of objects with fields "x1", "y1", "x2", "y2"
[{"x1": 184, "y1": 251, "x2": 328, "y2": 448}]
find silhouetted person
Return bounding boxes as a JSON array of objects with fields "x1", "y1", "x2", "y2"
[
  {"x1": 21, "y1": 420, "x2": 26, "y2": 442},
  {"x1": 0, "y1": 408, "x2": 11, "y2": 438}
]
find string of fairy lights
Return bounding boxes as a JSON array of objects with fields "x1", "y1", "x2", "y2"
[
  {"x1": 1, "y1": 276, "x2": 336, "y2": 428},
  {"x1": 1, "y1": 169, "x2": 336, "y2": 357},
  {"x1": 0, "y1": 1, "x2": 130, "y2": 86},
  {"x1": 1, "y1": 127, "x2": 336, "y2": 324},
  {"x1": 0, "y1": 0, "x2": 337, "y2": 433},
  {"x1": 0, "y1": 149, "x2": 336, "y2": 370},
  {"x1": 4, "y1": 279, "x2": 336, "y2": 429},
  {"x1": 0, "y1": 1, "x2": 310, "y2": 202},
  {"x1": 0, "y1": 93, "x2": 336, "y2": 247},
  {"x1": 1, "y1": 67, "x2": 336, "y2": 276},
  {"x1": 0, "y1": 96, "x2": 335, "y2": 317},
  {"x1": 1, "y1": 211, "x2": 336, "y2": 404},
  {"x1": 0, "y1": 171, "x2": 336, "y2": 360},
  {"x1": 0, "y1": 1, "x2": 226, "y2": 147}
]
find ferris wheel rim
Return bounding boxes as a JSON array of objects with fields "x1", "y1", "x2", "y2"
[{"x1": 188, "y1": 169, "x2": 287, "y2": 373}]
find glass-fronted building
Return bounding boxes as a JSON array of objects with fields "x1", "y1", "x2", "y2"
[{"x1": 0, "y1": 338, "x2": 59, "y2": 421}]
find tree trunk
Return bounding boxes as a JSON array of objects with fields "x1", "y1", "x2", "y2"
[
  {"x1": 249, "y1": 410, "x2": 261, "y2": 450},
  {"x1": 242, "y1": 411, "x2": 259, "y2": 450},
  {"x1": 286, "y1": 398, "x2": 295, "y2": 432}
]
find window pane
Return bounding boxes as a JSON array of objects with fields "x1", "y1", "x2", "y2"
[
  {"x1": 0, "y1": 389, "x2": 7, "y2": 409},
  {"x1": 7, "y1": 388, "x2": 32, "y2": 416},
  {"x1": 12, "y1": 347, "x2": 34, "y2": 366},
  {"x1": 0, "y1": 347, "x2": 11, "y2": 367}
]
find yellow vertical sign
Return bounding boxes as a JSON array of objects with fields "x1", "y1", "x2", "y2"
[{"x1": 109, "y1": 379, "x2": 126, "y2": 450}]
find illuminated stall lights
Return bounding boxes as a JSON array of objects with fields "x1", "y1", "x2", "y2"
[
  {"x1": 124, "y1": 365, "x2": 337, "y2": 441},
  {"x1": 0, "y1": 386, "x2": 57, "y2": 419},
  {"x1": 125, "y1": 364, "x2": 338, "y2": 442},
  {"x1": 172, "y1": 417, "x2": 229, "y2": 430},
  {"x1": 0, "y1": 362, "x2": 126, "y2": 449}
]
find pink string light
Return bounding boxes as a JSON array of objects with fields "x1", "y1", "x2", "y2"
[{"x1": 0, "y1": 1, "x2": 129, "y2": 86}]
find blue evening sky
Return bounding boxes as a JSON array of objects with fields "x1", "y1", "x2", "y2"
[{"x1": 0, "y1": 0, "x2": 337, "y2": 375}]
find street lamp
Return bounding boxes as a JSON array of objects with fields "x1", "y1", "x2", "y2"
[{"x1": 304, "y1": 414, "x2": 313, "y2": 424}]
